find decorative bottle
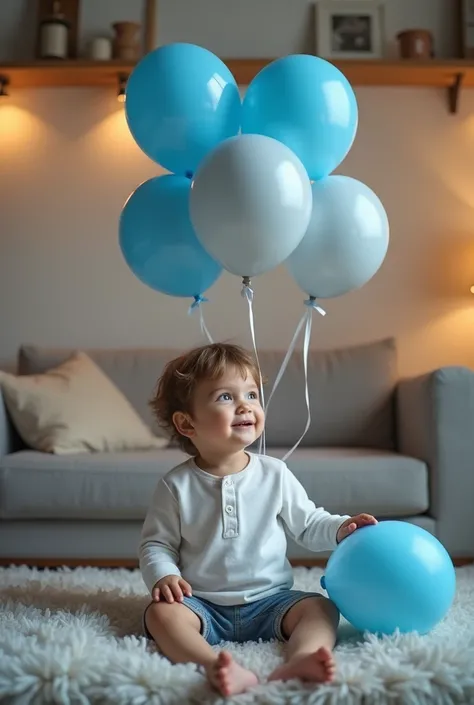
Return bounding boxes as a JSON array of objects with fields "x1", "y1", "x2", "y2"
[{"x1": 39, "y1": 1, "x2": 69, "y2": 60}]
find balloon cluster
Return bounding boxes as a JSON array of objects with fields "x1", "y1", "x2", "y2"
[{"x1": 119, "y1": 43, "x2": 389, "y2": 306}]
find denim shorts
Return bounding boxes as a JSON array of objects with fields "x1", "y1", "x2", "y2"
[{"x1": 143, "y1": 589, "x2": 325, "y2": 646}]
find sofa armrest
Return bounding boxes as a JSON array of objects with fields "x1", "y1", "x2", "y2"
[
  {"x1": 396, "y1": 366, "x2": 474, "y2": 557},
  {"x1": 0, "y1": 390, "x2": 21, "y2": 457}
]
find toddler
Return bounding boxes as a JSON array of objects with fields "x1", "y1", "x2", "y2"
[{"x1": 139, "y1": 343, "x2": 377, "y2": 696}]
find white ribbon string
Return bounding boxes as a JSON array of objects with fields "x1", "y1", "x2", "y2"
[
  {"x1": 241, "y1": 279, "x2": 266, "y2": 456},
  {"x1": 264, "y1": 310, "x2": 307, "y2": 419},
  {"x1": 282, "y1": 307, "x2": 313, "y2": 462},
  {"x1": 188, "y1": 296, "x2": 214, "y2": 344},
  {"x1": 198, "y1": 307, "x2": 213, "y2": 344},
  {"x1": 266, "y1": 297, "x2": 326, "y2": 420},
  {"x1": 262, "y1": 297, "x2": 326, "y2": 463}
]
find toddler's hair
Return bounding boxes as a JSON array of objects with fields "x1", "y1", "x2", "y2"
[{"x1": 150, "y1": 343, "x2": 262, "y2": 455}]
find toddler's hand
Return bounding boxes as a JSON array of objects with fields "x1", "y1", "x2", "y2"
[
  {"x1": 336, "y1": 513, "x2": 377, "y2": 543},
  {"x1": 152, "y1": 575, "x2": 192, "y2": 603}
]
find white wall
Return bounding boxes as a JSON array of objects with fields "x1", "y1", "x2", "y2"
[{"x1": 1, "y1": 0, "x2": 474, "y2": 377}]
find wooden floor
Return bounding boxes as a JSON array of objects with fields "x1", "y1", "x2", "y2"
[{"x1": 1, "y1": 557, "x2": 473, "y2": 568}]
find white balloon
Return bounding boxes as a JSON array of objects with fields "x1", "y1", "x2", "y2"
[
  {"x1": 190, "y1": 134, "x2": 312, "y2": 277},
  {"x1": 286, "y1": 176, "x2": 389, "y2": 298}
]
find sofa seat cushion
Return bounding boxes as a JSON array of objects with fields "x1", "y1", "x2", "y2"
[
  {"x1": 0, "y1": 448, "x2": 189, "y2": 520},
  {"x1": 284, "y1": 448, "x2": 429, "y2": 517},
  {"x1": 0, "y1": 447, "x2": 428, "y2": 521}
]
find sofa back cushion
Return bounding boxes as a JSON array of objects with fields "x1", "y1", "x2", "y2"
[
  {"x1": 18, "y1": 337, "x2": 397, "y2": 449},
  {"x1": 261, "y1": 338, "x2": 397, "y2": 449}
]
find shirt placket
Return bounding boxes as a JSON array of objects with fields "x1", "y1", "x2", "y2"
[{"x1": 222, "y1": 477, "x2": 239, "y2": 539}]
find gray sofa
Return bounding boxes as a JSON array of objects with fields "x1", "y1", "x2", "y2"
[{"x1": 1, "y1": 338, "x2": 473, "y2": 564}]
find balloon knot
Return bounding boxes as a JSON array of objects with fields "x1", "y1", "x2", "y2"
[
  {"x1": 188, "y1": 294, "x2": 208, "y2": 315},
  {"x1": 241, "y1": 276, "x2": 254, "y2": 302},
  {"x1": 185, "y1": 170, "x2": 193, "y2": 180},
  {"x1": 304, "y1": 296, "x2": 326, "y2": 316}
]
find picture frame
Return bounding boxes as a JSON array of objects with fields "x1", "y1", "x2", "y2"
[
  {"x1": 460, "y1": 0, "x2": 474, "y2": 58},
  {"x1": 316, "y1": 1, "x2": 385, "y2": 60}
]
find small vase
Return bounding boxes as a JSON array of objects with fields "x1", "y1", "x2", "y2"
[{"x1": 112, "y1": 21, "x2": 141, "y2": 61}]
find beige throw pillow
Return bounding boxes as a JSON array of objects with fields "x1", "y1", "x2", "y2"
[{"x1": 0, "y1": 352, "x2": 167, "y2": 454}]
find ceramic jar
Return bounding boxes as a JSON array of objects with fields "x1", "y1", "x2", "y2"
[
  {"x1": 397, "y1": 29, "x2": 434, "y2": 59},
  {"x1": 112, "y1": 22, "x2": 141, "y2": 61}
]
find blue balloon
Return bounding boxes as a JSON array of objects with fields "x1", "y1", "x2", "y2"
[
  {"x1": 321, "y1": 521, "x2": 456, "y2": 635},
  {"x1": 125, "y1": 43, "x2": 241, "y2": 176},
  {"x1": 242, "y1": 54, "x2": 358, "y2": 181},
  {"x1": 119, "y1": 175, "x2": 222, "y2": 298}
]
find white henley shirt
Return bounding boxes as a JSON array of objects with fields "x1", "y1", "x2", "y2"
[{"x1": 139, "y1": 453, "x2": 350, "y2": 606}]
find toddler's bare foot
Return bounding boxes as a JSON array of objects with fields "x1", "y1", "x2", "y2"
[
  {"x1": 268, "y1": 646, "x2": 336, "y2": 684},
  {"x1": 206, "y1": 650, "x2": 259, "y2": 696}
]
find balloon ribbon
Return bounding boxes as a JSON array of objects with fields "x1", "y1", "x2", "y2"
[
  {"x1": 241, "y1": 277, "x2": 266, "y2": 455},
  {"x1": 265, "y1": 296, "x2": 326, "y2": 462},
  {"x1": 188, "y1": 295, "x2": 213, "y2": 343}
]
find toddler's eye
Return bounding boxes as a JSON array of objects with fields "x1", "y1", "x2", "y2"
[
  {"x1": 248, "y1": 391, "x2": 258, "y2": 400},
  {"x1": 217, "y1": 393, "x2": 232, "y2": 401}
]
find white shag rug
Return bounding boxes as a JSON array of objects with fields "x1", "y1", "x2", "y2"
[{"x1": 1, "y1": 565, "x2": 474, "y2": 705}]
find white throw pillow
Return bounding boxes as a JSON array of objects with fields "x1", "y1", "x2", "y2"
[{"x1": 0, "y1": 352, "x2": 167, "y2": 454}]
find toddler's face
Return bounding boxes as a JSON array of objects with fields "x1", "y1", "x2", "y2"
[{"x1": 182, "y1": 365, "x2": 265, "y2": 455}]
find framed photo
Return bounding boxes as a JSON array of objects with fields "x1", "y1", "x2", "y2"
[
  {"x1": 460, "y1": 0, "x2": 474, "y2": 58},
  {"x1": 316, "y1": 1, "x2": 385, "y2": 60}
]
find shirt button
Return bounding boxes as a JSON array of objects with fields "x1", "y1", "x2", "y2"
[
  {"x1": 224, "y1": 478, "x2": 232, "y2": 487},
  {"x1": 225, "y1": 505, "x2": 233, "y2": 514}
]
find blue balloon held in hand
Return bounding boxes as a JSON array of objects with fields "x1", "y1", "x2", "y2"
[
  {"x1": 242, "y1": 54, "x2": 358, "y2": 181},
  {"x1": 125, "y1": 43, "x2": 241, "y2": 176},
  {"x1": 321, "y1": 521, "x2": 456, "y2": 635},
  {"x1": 119, "y1": 175, "x2": 222, "y2": 298}
]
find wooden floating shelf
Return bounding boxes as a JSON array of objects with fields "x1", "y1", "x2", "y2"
[
  {"x1": 0, "y1": 60, "x2": 134, "y2": 88},
  {"x1": 1, "y1": 58, "x2": 474, "y2": 112}
]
